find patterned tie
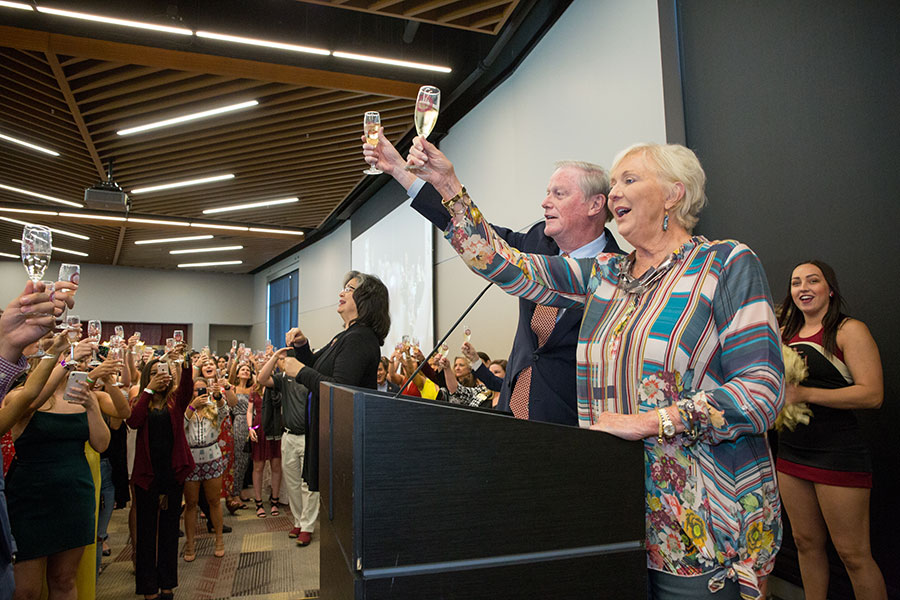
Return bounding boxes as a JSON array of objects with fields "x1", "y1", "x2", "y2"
[{"x1": 508, "y1": 253, "x2": 566, "y2": 419}]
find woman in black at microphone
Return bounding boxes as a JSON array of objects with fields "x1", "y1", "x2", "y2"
[{"x1": 280, "y1": 271, "x2": 390, "y2": 494}]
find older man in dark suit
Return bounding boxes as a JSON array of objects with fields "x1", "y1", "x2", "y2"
[{"x1": 363, "y1": 136, "x2": 621, "y2": 426}]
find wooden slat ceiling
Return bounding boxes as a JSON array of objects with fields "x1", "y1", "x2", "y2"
[
  {"x1": 298, "y1": 0, "x2": 521, "y2": 34},
  {"x1": 0, "y1": 0, "x2": 526, "y2": 273}
]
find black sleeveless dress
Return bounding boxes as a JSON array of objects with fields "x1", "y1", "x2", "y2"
[
  {"x1": 7, "y1": 411, "x2": 95, "y2": 560},
  {"x1": 776, "y1": 328, "x2": 872, "y2": 487}
]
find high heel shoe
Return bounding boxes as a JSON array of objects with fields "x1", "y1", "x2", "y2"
[
  {"x1": 255, "y1": 499, "x2": 266, "y2": 518},
  {"x1": 183, "y1": 541, "x2": 196, "y2": 562}
]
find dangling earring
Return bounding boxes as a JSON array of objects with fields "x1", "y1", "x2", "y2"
[{"x1": 662, "y1": 211, "x2": 669, "y2": 232}]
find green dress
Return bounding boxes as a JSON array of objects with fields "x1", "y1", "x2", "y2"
[{"x1": 6, "y1": 411, "x2": 94, "y2": 561}]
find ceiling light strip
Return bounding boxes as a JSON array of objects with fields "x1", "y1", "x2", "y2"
[
  {"x1": 12, "y1": 239, "x2": 88, "y2": 257},
  {"x1": 0, "y1": 183, "x2": 83, "y2": 208},
  {"x1": 0, "y1": 1, "x2": 33, "y2": 10},
  {"x1": 248, "y1": 227, "x2": 305, "y2": 236},
  {"x1": 0, "y1": 252, "x2": 19, "y2": 259},
  {"x1": 0, "y1": 207, "x2": 59, "y2": 216},
  {"x1": 58, "y1": 212, "x2": 126, "y2": 222},
  {"x1": 0, "y1": 133, "x2": 59, "y2": 156},
  {"x1": 190, "y1": 223, "x2": 249, "y2": 231},
  {"x1": 196, "y1": 31, "x2": 330, "y2": 56},
  {"x1": 126, "y1": 217, "x2": 191, "y2": 227},
  {"x1": 169, "y1": 245, "x2": 243, "y2": 255},
  {"x1": 117, "y1": 100, "x2": 259, "y2": 136},
  {"x1": 332, "y1": 51, "x2": 451, "y2": 73},
  {"x1": 178, "y1": 260, "x2": 242, "y2": 268},
  {"x1": 130, "y1": 173, "x2": 234, "y2": 195},
  {"x1": 0, "y1": 216, "x2": 89, "y2": 240},
  {"x1": 35, "y1": 6, "x2": 193, "y2": 35},
  {"x1": 135, "y1": 235, "x2": 213, "y2": 245},
  {"x1": 202, "y1": 197, "x2": 298, "y2": 215}
]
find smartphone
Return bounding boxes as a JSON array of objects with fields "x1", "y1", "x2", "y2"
[
  {"x1": 64, "y1": 371, "x2": 90, "y2": 404},
  {"x1": 157, "y1": 362, "x2": 170, "y2": 376},
  {"x1": 97, "y1": 345, "x2": 110, "y2": 359}
]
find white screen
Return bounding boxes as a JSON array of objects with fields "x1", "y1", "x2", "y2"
[{"x1": 351, "y1": 198, "x2": 433, "y2": 354}]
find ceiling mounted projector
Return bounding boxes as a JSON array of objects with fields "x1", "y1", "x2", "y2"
[{"x1": 84, "y1": 159, "x2": 130, "y2": 211}]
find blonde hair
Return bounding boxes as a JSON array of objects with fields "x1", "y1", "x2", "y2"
[{"x1": 612, "y1": 143, "x2": 707, "y2": 230}]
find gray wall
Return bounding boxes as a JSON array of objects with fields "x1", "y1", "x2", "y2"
[
  {"x1": 0, "y1": 260, "x2": 255, "y2": 349},
  {"x1": 676, "y1": 1, "x2": 900, "y2": 595}
]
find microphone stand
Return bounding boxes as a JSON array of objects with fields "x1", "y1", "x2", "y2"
[{"x1": 393, "y1": 281, "x2": 493, "y2": 398}]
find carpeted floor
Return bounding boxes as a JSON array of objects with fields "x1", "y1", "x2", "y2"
[{"x1": 96, "y1": 501, "x2": 319, "y2": 600}]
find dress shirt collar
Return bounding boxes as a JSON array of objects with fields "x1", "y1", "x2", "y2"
[{"x1": 562, "y1": 230, "x2": 608, "y2": 259}]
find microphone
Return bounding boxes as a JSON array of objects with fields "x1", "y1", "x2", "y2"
[{"x1": 393, "y1": 281, "x2": 493, "y2": 398}]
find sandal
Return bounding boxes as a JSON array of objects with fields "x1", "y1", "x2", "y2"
[
  {"x1": 255, "y1": 499, "x2": 266, "y2": 518},
  {"x1": 269, "y1": 500, "x2": 279, "y2": 517},
  {"x1": 183, "y1": 541, "x2": 196, "y2": 562},
  {"x1": 269, "y1": 494, "x2": 282, "y2": 507}
]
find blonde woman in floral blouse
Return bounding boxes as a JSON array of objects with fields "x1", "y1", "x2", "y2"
[{"x1": 404, "y1": 139, "x2": 784, "y2": 600}]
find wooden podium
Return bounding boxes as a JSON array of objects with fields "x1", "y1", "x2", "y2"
[{"x1": 318, "y1": 383, "x2": 646, "y2": 599}]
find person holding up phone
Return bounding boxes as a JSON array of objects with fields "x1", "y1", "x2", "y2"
[
  {"x1": 182, "y1": 373, "x2": 234, "y2": 562},
  {"x1": 127, "y1": 356, "x2": 194, "y2": 600},
  {"x1": 3, "y1": 344, "x2": 110, "y2": 600}
]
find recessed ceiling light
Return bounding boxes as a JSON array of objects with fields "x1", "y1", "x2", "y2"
[
  {"x1": 0, "y1": 252, "x2": 19, "y2": 259},
  {"x1": 202, "y1": 197, "x2": 298, "y2": 215},
  {"x1": 0, "y1": 183, "x2": 82, "y2": 208},
  {"x1": 169, "y1": 245, "x2": 243, "y2": 255},
  {"x1": 189, "y1": 223, "x2": 249, "y2": 231},
  {"x1": 177, "y1": 260, "x2": 243, "y2": 268},
  {"x1": 58, "y1": 212, "x2": 127, "y2": 222},
  {"x1": 248, "y1": 227, "x2": 305, "y2": 236},
  {"x1": 126, "y1": 217, "x2": 192, "y2": 227},
  {"x1": 0, "y1": 216, "x2": 89, "y2": 240},
  {"x1": 196, "y1": 31, "x2": 330, "y2": 56},
  {"x1": 0, "y1": 2, "x2": 33, "y2": 10},
  {"x1": 12, "y1": 239, "x2": 88, "y2": 257},
  {"x1": 0, "y1": 132, "x2": 59, "y2": 156},
  {"x1": 130, "y1": 173, "x2": 235, "y2": 195},
  {"x1": 35, "y1": 6, "x2": 193, "y2": 35},
  {"x1": 135, "y1": 234, "x2": 214, "y2": 245},
  {"x1": 117, "y1": 100, "x2": 259, "y2": 136},
  {"x1": 332, "y1": 51, "x2": 451, "y2": 73},
  {"x1": 0, "y1": 207, "x2": 59, "y2": 216}
]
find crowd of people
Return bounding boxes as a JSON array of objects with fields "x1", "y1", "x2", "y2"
[{"x1": 0, "y1": 134, "x2": 886, "y2": 600}]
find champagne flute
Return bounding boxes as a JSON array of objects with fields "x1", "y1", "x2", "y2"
[
  {"x1": 463, "y1": 325, "x2": 471, "y2": 343},
  {"x1": 115, "y1": 325, "x2": 125, "y2": 339},
  {"x1": 173, "y1": 330, "x2": 184, "y2": 344},
  {"x1": 66, "y1": 314, "x2": 80, "y2": 361},
  {"x1": 55, "y1": 263, "x2": 79, "y2": 328},
  {"x1": 405, "y1": 86, "x2": 440, "y2": 173},
  {"x1": 363, "y1": 111, "x2": 382, "y2": 175},
  {"x1": 21, "y1": 224, "x2": 52, "y2": 283},
  {"x1": 88, "y1": 319, "x2": 102, "y2": 365}
]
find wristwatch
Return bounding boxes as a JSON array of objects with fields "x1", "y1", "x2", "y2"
[{"x1": 657, "y1": 408, "x2": 676, "y2": 443}]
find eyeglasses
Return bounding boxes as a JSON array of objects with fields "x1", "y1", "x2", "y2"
[{"x1": 342, "y1": 284, "x2": 356, "y2": 293}]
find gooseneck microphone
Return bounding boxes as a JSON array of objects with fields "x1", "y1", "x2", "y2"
[{"x1": 393, "y1": 281, "x2": 493, "y2": 398}]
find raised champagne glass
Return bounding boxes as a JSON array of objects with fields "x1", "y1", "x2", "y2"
[
  {"x1": 66, "y1": 314, "x2": 80, "y2": 361},
  {"x1": 405, "y1": 86, "x2": 440, "y2": 173},
  {"x1": 21, "y1": 225, "x2": 53, "y2": 319},
  {"x1": 55, "y1": 263, "x2": 80, "y2": 328},
  {"x1": 88, "y1": 319, "x2": 102, "y2": 365},
  {"x1": 363, "y1": 111, "x2": 383, "y2": 175}
]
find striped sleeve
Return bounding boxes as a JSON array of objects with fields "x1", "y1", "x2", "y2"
[
  {"x1": 698, "y1": 243, "x2": 784, "y2": 442},
  {"x1": 441, "y1": 192, "x2": 592, "y2": 308}
]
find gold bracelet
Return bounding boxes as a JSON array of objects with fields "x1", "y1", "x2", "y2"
[{"x1": 441, "y1": 185, "x2": 467, "y2": 214}]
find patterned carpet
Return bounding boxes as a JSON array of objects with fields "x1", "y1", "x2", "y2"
[{"x1": 97, "y1": 501, "x2": 320, "y2": 599}]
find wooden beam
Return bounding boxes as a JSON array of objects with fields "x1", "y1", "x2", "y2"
[
  {"x1": 0, "y1": 26, "x2": 421, "y2": 98},
  {"x1": 44, "y1": 52, "x2": 106, "y2": 179},
  {"x1": 112, "y1": 226, "x2": 126, "y2": 265}
]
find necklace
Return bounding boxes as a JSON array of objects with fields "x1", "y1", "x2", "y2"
[{"x1": 606, "y1": 243, "x2": 690, "y2": 362}]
